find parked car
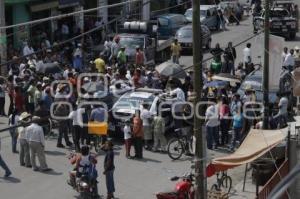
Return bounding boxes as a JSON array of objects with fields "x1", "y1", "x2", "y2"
[
  {"x1": 175, "y1": 24, "x2": 212, "y2": 51},
  {"x1": 156, "y1": 14, "x2": 188, "y2": 39},
  {"x1": 237, "y1": 69, "x2": 278, "y2": 104},
  {"x1": 253, "y1": 7, "x2": 297, "y2": 39},
  {"x1": 184, "y1": 5, "x2": 219, "y2": 30}
]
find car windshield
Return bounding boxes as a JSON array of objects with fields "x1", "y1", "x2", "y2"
[
  {"x1": 176, "y1": 29, "x2": 192, "y2": 38},
  {"x1": 114, "y1": 95, "x2": 155, "y2": 110},
  {"x1": 270, "y1": 9, "x2": 290, "y2": 17},
  {"x1": 185, "y1": 10, "x2": 207, "y2": 18},
  {"x1": 119, "y1": 37, "x2": 144, "y2": 49}
]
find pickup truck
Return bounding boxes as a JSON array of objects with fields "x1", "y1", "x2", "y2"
[
  {"x1": 117, "y1": 21, "x2": 173, "y2": 66},
  {"x1": 253, "y1": 7, "x2": 297, "y2": 39}
]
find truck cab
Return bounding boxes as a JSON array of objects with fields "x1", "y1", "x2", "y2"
[{"x1": 253, "y1": 7, "x2": 297, "y2": 39}]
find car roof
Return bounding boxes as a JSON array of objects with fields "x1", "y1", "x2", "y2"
[
  {"x1": 122, "y1": 91, "x2": 154, "y2": 99},
  {"x1": 118, "y1": 33, "x2": 147, "y2": 38},
  {"x1": 158, "y1": 13, "x2": 185, "y2": 18},
  {"x1": 186, "y1": 5, "x2": 218, "y2": 11}
]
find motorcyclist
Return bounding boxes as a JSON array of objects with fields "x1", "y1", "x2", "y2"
[{"x1": 68, "y1": 145, "x2": 99, "y2": 197}]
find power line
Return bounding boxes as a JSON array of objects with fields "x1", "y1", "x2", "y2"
[{"x1": 0, "y1": 0, "x2": 142, "y2": 30}]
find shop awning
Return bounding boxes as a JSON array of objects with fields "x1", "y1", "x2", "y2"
[
  {"x1": 30, "y1": 1, "x2": 59, "y2": 12},
  {"x1": 208, "y1": 128, "x2": 287, "y2": 174}
]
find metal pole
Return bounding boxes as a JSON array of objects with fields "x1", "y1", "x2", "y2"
[
  {"x1": 263, "y1": 0, "x2": 270, "y2": 129},
  {"x1": 193, "y1": 0, "x2": 206, "y2": 198},
  {"x1": 0, "y1": 0, "x2": 7, "y2": 75}
]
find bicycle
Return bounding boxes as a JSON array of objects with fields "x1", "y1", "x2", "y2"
[
  {"x1": 167, "y1": 129, "x2": 193, "y2": 160},
  {"x1": 210, "y1": 171, "x2": 232, "y2": 194}
]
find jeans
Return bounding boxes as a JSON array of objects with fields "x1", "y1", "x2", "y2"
[
  {"x1": 0, "y1": 154, "x2": 11, "y2": 175},
  {"x1": 9, "y1": 129, "x2": 18, "y2": 152},
  {"x1": 172, "y1": 55, "x2": 179, "y2": 64},
  {"x1": 206, "y1": 126, "x2": 219, "y2": 149},
  {"x1": 58, "y1": 121, "x2": 71, "y2": 145},
  {"x1": 105, "y1": 169, "x2": 115, "y2": 194},
  {"x1": 133, "y1": 137, "x2": 143, "y2": 158},
  {"x1": 231, "y1": 127, "x2": 242, "y2": 150},
  {"x1": 220, "y1": 119, "x2": 229, "y2": 145},
  {"x1": 73, "y1": 125, "x2": 82, "y2": 152}
]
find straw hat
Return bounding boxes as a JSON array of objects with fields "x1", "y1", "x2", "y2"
[
  {"x1": 57, "y1": 83, "x2": 66, "y2": 91},
  {"x1": 19, "y1": 112, "x2": 31, "y2": 121}
]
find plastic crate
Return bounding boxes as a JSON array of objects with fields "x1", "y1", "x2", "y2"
[{"x1": 88, "y1": 122, "x2": 108, "y2": 135}]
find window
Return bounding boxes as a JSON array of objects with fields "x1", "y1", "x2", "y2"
[{"x1": 158, "y1": 18, "x2": 168, "y2": 26}]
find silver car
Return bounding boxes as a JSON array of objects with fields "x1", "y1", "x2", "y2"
[{"x1": 175, "y1": 25, "x2": 212, "y2": 51}]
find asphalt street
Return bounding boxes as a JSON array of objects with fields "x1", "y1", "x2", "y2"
[{"x1": 0, "y1": 16, "x2": 299, "y2": 199}]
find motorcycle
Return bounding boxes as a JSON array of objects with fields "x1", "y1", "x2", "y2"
[
  {"x1": 67, "y1": 153, "x2": 99, "y2": 199},
  {"x1": 156, "y1": 172, "x2": 195, "y2": 199}
]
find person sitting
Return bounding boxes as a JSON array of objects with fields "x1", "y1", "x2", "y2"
[{"x1": 68, "y1": 146, "x2": 99, "y2": 197}]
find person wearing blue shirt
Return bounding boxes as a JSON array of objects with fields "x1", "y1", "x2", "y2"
[{"x1": 231, "y1": 110, "x2": 243, "y2": 151}]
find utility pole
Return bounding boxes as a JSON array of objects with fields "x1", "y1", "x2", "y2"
[
  {"x1": 0, "y1": 0, "x2": 7, "y2": 75},
  {"x1": 263, "y1": 0, "x2": 270, "y2": 129},
  {"x1": 193, "y1": 0, "x2": 207, "y2": 198}
]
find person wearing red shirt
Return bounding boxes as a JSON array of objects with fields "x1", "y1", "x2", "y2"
[
  {"x1": 14, "y1": 87, "x2": 24, "y2": 113},
  {"x1": 132, "y1": 110, "x2": 143, "y2": 159},
  {"x1": 135, "y1": 46, "x2": 144, "y2": 67}
]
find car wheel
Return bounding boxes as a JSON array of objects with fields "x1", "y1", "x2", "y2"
[{"x1": 206, "y1": 39, "x2": 211, "y2": 50}]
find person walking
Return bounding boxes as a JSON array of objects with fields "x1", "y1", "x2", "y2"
[
  {"x1": 0, "y1": 137, "x2": 12, "y2": 177},
  {"x1": 132, "y1": 110, "x2": 143, "y2": 159},
  {"x1": 18, "y1": 112, "x2": 31, "y2": 167},
  {"x1": 123, "y1": 121, "x2": 132, "y2": 158},
  {"x1": 8, "y1": 109, "x2": 19, "y2": 153},
  {"x1": 103, "y1": 141, "x2": 115, "y2": 199},
  {"x1": 26, "y1": 116, "x2": 51, "y2": 172},
  {"x1": 135, "y1": 46, "x2": 145, "y2": 67},
  {"x1": 171, "y1": 39, "x2": 181, "y2": 64},
  {"x1": 152, "y1": 110, "x2": 167, "y2": 152}
]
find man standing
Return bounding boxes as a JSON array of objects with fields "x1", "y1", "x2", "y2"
[
  {"x1": 171, "y1": 39, "x2": 181, "y2": 64},
  {"x1": 0, "y1": 137, "x2": 12, "y2": 177},
  {"x1": 152, "y1": 110, "x2": 167, "y2": 152},
  {"x1": 282, "y1": 47, "x2": 289, "y2": 62},
  {"x1": 224, "y1": 42, "x2": 236, "y2": 65},
  {"x1": 243, "y1": 43, "x2": 252, "y2": 74},
  {"x1": 205, "y1": 100, "x2": 220, "y2": 150},
  {"x1": 94, "y1": 54, "x2": 106, "y2": 73},
  {"x1": 26, "y1": 116, "x2": 51, "y2": 172},
  {"x1": 274, "y1": 92, "x2": 289, "y2": 126},
  {"x1": 110, "y1": 36, "x2": 121, "y2": 64},
  {"x1": 283, "y1": 49, "x2": 295, "y2": 71},
  {"x1": 117, "y1": 46, "x2": 127, "y2": 67},
  {"x1": 103, "y1": 141, "x2": 115, "y2": 199},
  {"x1": 18, "y1": 112, "x2": 31, "y2": 167},
  {"x1": 141, "y1": 104, "x2": 153, "y2": 150},
  {"x1": 132, "y1": 110, "x2": 143, "y2": 159}
]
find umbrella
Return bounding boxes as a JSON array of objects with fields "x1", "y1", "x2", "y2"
[
  {"x1": 37, "y1": 62, "x2": 62, "y2": 74},
  {"x1": 204, "y1": 80, "x2": 228, "y2": 89},
  {"x1": 82, "y1": 82, "x2": 104, "y2": 93},
  {"x1": 155, "y1": 62, "x2": 187, "y2": 79}
]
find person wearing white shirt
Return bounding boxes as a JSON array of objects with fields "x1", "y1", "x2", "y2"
[
  {"x1": 23, "y1": 42, "x2": 35, "y2": 57},
  {"x1": 8, "y1": 110, "x2": 19, "y2": 153},
  {"x1": 282, "y1": 47, "x2": 288, "y2": 63},
  {"x1": 205, "y1": 102, "x2": 220, "y2": 150},
  {"x1": 68, "y1": 107, "x2": 85, "y2": 152},
  {"x1": 283, "y1": 49, "x2": 295, "y2": 71},
  {"x1": 123, "y1": 121, "x2": 132, "y2": 158},
  {"x1": 18, "y1": 112, "x2": 32, "y2": 167},
  {"x1": 274, "y1": 92, "x2": 288, "y2": 126},
  {"x1": 26, "y1": 117, "x2": 51, "y2": 171},
  {"x1": 141, "y1": 104, "x2": 153, "y2": 150},
  {"x1": 243, "y1": 43, "x2": 252, "y2": 72}
]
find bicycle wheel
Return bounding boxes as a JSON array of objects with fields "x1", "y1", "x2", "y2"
[
  {"x1": 221, "y1": 175, "x2": 232, "y2": 194},
  {"x1": 210, "y1": 184, "x2": 219, "y2": 192},
  {"x1": 167, "y1": 138, "x2": 184, "y2": 160}
]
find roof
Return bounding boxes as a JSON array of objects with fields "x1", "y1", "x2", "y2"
[
  {"x1": 158, "y1": 13, "x2": 185, "y2": 18},
  {"x1": 122, "y1": 92, "x2": 154, "y2": 99},
  {"x1": 186, "y1": 5, "x2": 218, "y2": 10},
  {"x1": 118, "y1": 33, "x2": 147, "y2": 38}
]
